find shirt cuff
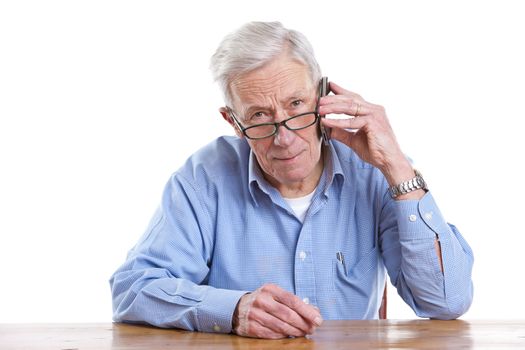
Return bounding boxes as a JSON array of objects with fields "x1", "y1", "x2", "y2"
[
  {"x1": 197, "y1": 288, "x2": 248, "y2": 333},
  {"x1": 394, "y1": 191, "x2": 448, "y2": 240}
]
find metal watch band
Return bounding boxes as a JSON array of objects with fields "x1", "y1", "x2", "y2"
[{"x1": 388, "y1": 169, "x2": 428, "y2": 198}]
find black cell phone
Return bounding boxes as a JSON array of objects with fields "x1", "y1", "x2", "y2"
[{"x1": 317, "y1": 77, "x2": 331, "y2": 145}]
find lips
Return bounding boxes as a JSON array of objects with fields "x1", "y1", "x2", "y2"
[{"x1": 273, "y1": 150, "x2": 303, "y2": 161}]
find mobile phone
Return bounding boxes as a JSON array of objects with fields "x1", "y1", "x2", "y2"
[{"x1": 317, "y1": 77, "x2": 331, "y2": 145}]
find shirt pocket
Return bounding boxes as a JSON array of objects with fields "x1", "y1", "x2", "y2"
[{"x1": 332, "y1": 247, "x2": 379, "y2": 292}]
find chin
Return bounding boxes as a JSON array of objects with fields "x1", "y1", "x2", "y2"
[{"x1": 277, "y1": 170, "x2": 310, "y2": 184}]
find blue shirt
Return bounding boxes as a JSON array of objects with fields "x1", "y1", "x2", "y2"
[{"x1": 110, "y1": 136, "x2": 474, "y2": 333}]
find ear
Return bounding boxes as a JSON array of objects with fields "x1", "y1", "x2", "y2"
[{"x1": 219, "y1": 107, "x2": 244, "y2": 138}]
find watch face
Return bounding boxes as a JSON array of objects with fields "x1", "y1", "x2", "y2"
[{"x1": 414, "y1": 170, "x2": 427, "y2": 189}]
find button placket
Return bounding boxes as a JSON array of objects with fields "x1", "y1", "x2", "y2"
[
  {"x1": 299, "y1": 251, "x2": 307, "y2": 261},
  {"x1": 294, "y1": 224, "x2": 317, "y2": 307}
]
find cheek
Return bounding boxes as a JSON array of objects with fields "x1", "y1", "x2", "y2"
[
  {"x1": 302, "y1": 130, "x2": 322, "y2": 152},
  {"x1": 249, "y1": 140, "x2": 272, "y2": 163}
]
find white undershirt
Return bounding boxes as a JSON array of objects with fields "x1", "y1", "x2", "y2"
[{"x1": 283, "y1": 188, "x2": 317, "y2": 223}]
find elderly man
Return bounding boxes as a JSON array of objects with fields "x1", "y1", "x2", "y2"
[{"x1": 110, "y1": 21, "x2": 473, "y2": 339}]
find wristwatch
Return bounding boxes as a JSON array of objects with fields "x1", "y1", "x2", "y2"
[{"x1": 389, "y1": 169, "x2": 428, "y2": 198}]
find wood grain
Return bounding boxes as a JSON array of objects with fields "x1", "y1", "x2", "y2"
[{"x1": 1, "y1": 320, "x2": 524, "y2": 349}]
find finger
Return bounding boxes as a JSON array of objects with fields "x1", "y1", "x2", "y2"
[
  {"x1": 266, "y1": 297, "x2": 316, "y2": 334},
  {"x1": 319, "y1": 94, "x2": 366, "y2": 114},
  {"x1": 271, "y1": 288, "x2": 323, "y2": 328},
  {"x1": 234, "y1": 294, "x2": 291, "y2": 339},
  {"x1": 248, "y1": 319, "x2": 289, "y2": 339},
  {"x1": 319, "y1": 93, "x2": 363, "y2": 106},
  {"x1": 328, "y1": 81, "x2": 362, "y2": 99},
  {"x1": 319, "y1": 100, "x2": 370, "y2": 117},
  {"x1": 256, "y1": 285, "x2": 318, "y2": 333},
  {"x1": 251, "y1": 307, "x2": 309, "y2": 337},
  {"x1": 321, "y1": 115, "x2": 368, "y2": 131}
]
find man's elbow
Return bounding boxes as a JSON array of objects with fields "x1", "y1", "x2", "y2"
[
  {"x1": 418, "y1": 288, "x2": 473, "y2": 320},
  {"x1": 109, "y1": 275, "x2": 137, "y2": 322},
  {"x1": 442, "y1": 296, "x2": 473, "y2": 320}
]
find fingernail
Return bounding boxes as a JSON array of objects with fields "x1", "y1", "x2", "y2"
[{"x1": 314, "y1": 316, "x2": 323, "y2": 326}]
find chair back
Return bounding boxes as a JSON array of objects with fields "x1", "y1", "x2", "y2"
[{"x1": 379, "y1": 284, "x2": 387, "y2": 319}]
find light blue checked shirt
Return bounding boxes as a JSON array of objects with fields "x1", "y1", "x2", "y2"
[{"x1": 110, "y1": 136, "x2": 474, "y2": 333}]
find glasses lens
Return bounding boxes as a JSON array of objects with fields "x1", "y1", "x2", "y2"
[
  {"x1": 244, "y1": 124, "x2": 276, "y2": 139},
  {"x1": 286, "y1": 113, "x2": 317, "y2": 129},
  {"x1": 243, "y1": 113, "x2": 318, "y2": 139}
]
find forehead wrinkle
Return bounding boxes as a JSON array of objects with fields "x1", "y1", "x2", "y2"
[
  {"x1": 231, "y1": 66, "x2": 312, "y2": 115},
  {"x1": 233, "y1": 67, "x2": 298, "y2": 94}
]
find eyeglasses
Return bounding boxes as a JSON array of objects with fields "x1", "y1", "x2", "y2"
[{"x1": 227, "y1": 96, "x2": 320, "y2": 140}]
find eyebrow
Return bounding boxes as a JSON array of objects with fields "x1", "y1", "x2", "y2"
[
  {"x1": 284, "y1": 90, "x2": 310, "y2": 103},
  {"x1": 242, "y1": 90, "x2": 311, "y2": 117}
]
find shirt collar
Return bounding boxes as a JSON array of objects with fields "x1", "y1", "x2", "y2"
[
  {"x1": 248, "y1": 150, "x2": 272, "y2": 206},
  {"x1": 323, "y1": 142, "x2": 345, "y2": 194},
  {"x1": 305, "y1": 142, "x2": 346, "y2": 201}
]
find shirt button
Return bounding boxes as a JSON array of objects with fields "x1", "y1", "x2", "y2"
[
  {"x1": 213, "y1": 324, "x2": 221, "y2": 332},
  {"x1": 424, "y1": 212, "x2": 433, "y2": 220},
  {"x1": 302, "y1": 297, "x2": 310, "y2": 304},
  {"x1": 299, "y1": 251, "x2": 307, "y2": 261},
  {"x1": 409, "y1": 214, "x2": 417, "y2": 222}
]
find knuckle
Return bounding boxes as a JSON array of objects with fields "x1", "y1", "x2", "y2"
[
  {"x1": 288, "y1": 295, "x2": 302, "y2": 309},
  {"x1": 253, "y1": 324, "x2": 283, "y2": 339},
  {"x1": 260, "y1": 283, "x2": 276, "y2": 293},
  {"x1": 251, "y1": 295, "x2": 269, "y2": 310},
  {"x1": 246, "y1": 307, "x2": 259, "y2": 321},
  {"x1": 273, "y1": 318, "x2": 300, "y2": 337},
  {"x1": 274, "y1": 303, "x2": 295, "y2": 322}
]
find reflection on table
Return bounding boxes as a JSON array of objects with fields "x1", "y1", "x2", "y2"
[{"x1": 1, "y1": 320, "x2": 525, "y2": 349}]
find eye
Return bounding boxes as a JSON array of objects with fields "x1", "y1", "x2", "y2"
[
  {"x1": 250, "y1": 111, "x2": 271, "y2": 121},
  {"x1": 291, "y1": 100, "x2": 303, "y2": 107}
]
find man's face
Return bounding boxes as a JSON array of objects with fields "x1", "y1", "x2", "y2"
[{"x1": 228, "y1": 54, "x2": 324, "y2": 196}]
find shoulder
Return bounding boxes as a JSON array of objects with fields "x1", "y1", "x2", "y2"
[{"x1": 175, "y1": 136, "x2": 250, "y2": 185}]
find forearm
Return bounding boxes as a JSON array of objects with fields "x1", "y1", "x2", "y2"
[
  {"x1": 110, "y1": 265, "x2": 247, "y2": 333},
  {"x1": 386, "y1": 192, "x2": 474, "y2": 319}
]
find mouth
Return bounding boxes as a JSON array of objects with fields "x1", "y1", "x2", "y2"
[{"x1": 274, "y1": 151, "x2": 303, "y2": 162}]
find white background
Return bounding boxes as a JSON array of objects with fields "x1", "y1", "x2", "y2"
[{"x1": 1, "y1": 0, "x2": 524, "y2": 322}]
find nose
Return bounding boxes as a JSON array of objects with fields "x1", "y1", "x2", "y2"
[{"x1": 273, "y1": 120, "x2": 295, "y2": 147}]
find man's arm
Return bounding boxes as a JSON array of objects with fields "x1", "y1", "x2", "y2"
[
  {"x1": 109, "y1": 174, "x2": 246, "y2": 333},
  {"x1": 379, "y1": 191, "x2": 474, "y2": 319},
  {"x1": 110, "y1": 261, "x2": 247, "y2": 332},
  {"x1": 110, "y1": 172, "x2": 323, "y2": 337},
  {"x1": 319, "y1": 81, "x2": 473, "y2": 318},
  {"x1": 376, "y1": 157, "x2": 445, "y2": 272}
]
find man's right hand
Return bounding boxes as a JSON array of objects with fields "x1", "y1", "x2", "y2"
[{"x1": 231, "y1": 283, "x2": 323, "y2": 339}]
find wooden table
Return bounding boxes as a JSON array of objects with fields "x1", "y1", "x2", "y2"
[{"x1": 1, "y1": 320, "x2": 524, "y2": 349}]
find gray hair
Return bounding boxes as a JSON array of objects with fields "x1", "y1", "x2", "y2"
[{"x1": 210, "y1": 21, "x2": 322, "y2": 106}]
